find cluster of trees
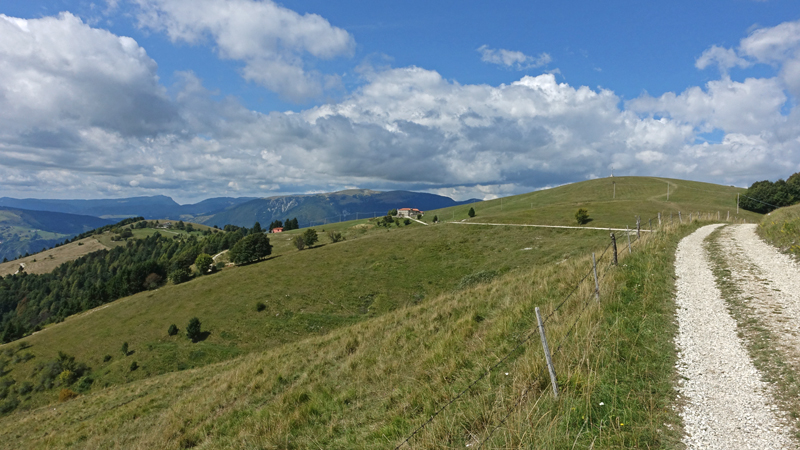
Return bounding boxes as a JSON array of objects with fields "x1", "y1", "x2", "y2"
[
  {"x1": 293, "y1": 229, "x2": 319, "y2": 250},
  {"x1": 0, "y1": 219, "x2": 270, "y2": 343},
  {"x1": 740, "y1": 172, "x2": 800, "y2": 214},
  {"x1": 268, "y1": 218, "x2": 299, "y2": 231}
]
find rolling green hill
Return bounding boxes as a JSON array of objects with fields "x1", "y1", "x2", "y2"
[
  {"x1": 0, "y1": 177, "x2": 760, "y2": 448},
  {"x1": 0, "y1": 207, "x2": 113, "y2": 262}
]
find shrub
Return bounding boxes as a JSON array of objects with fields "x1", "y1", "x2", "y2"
[
  {"x1": 186, "y1": 317, "x2": 202, "y2": 342},
  {"x1": 433, "y1": 215, "x2": 438, "y2": 223},
  {"x1": 575, "y1": 208, "x2": 590, "y2": 225},
  {"x1": 144, "y1": 273, "x2": 163, "y2": 290},
  {"x1": 168, "y1": 324, "x2": 179, "y2": 336},
  {"x1": 103, "y1": 355, "x2": 112, "y2": 362},
  {"x1": 121, "y1": 342, "x2": 129, "y2": 356},
  {"x1": 194, "y1": 253, "x2": 214, "y2": 275},
  {"x1": 58, "y1": 388, "x2": 78, "y2": 402},
  {"x1": 302, "y1": 229, "x2": 319, "y2": 247},
  {"x1": 468, "y1": 207, "x2": 476, "y2": 218},
  {"x1": 403, "y1": 218, "x2": 411, "y2": 225},
  {"x1": 17, "y1": 381, "x2": 32, "y2": 396},
  {"x1": 0, "y1": 397, "x2": 19, "y2": 413},
  {"x1": 255, "y1": 302, "x2": 266, "y2": 312},
  {"x1": 170, "y1": 266, "x2": 192, "y2": 284},
  {"x1": 327, "y1": 230, "x2": 344, "y2": 243},
  {"x1": 76, "y1": 376, "x2": 93, "y2": 392},
  {"x1": 129, "y1": 361, "x2": 138, "y2": 372},
  {"x1": 293, "y1": 235, "x2": 305, "y2": 251},
  {"x1": 458, "y1": 270, "x2": 499, "y2": 290}
]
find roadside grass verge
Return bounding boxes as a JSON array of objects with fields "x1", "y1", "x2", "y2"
[
  {"x1": 758, "y1": 204, "x2": 800, "y2": 261},
  {"x1": 705, "y1": 227, "x2": 800, "y2": 439},
  {"x1": 0, "y1": 221, "x2": 696, "y2": 449}
]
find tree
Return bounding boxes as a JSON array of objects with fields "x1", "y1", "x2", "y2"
[
  {"x1": 129, "y1": 361, "x2": 138, "y2": 371},
  {"x1": 185, "y1": 223, "x2": 194, "y2": 233},
  {"x1": 404, "y1": 218, "x2": 411, "y2": 225},
  {"x1": 229, "y1": 233, "x2": 272, "y2": 265},
  {"x1": 194, "y1": 253, "x2": 214, "y2": 275},
  {"x1": 168, "y1": 324, "x2": 178, "y2": 336},
  {"x1": 186, "y1": 317, "x2": 202, "y2": 342},
  {"x1": 468, "y1": 207, "x2": 476, "y2": 218},
  {"x1": 302, "y1": 228, "x2": 319, "y2": 247},
  {"x1": 433, "y1": 215, "x2": 438, "y2": 223},
  {"x1": 252, "y1": 222, "x2": 262, "y2": 233},
  {"x1": 121, "y1": 342, "x2": 129, "y2": 356},
  {"x1": 170, "y1": 266, "x2": 192, "y2": 284},
  {"x1": 388, "y1": 209, "x2": 398, "y2": 216},
  {"x1": 293, "y1": 235, "x2": 305, "y2": 250},
  {"x1": 575, "y1": 208, "x2": 590, "y2": 225}
]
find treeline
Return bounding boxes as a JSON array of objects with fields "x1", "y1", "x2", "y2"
[
  {"x1": 740, "y1": 172, "x2": 800, "y2": 214},
  {"x1": 268, "y1": 218, "x2": 299, "y2": 231},
  {"x1": 0, "y1": 220, "x2": 267, "y2": 343}
]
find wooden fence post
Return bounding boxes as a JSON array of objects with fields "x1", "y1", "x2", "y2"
[
  {"x1": 649, "y1": 219, "x2": 652, "y2": 231},
  {"x1": 626, "y1": 225, "x2": 632, "y2": 254},
  {"x1": 592, "y1": 253, "x2": 600, "y2": 301},
  {"x1": 679, "y1": 211, "x2": 682, "y2": 223},
  {"x1": 727, "y1": 211, "x2": 730, "y2": 221},
  {"x1": 658, "y1": 212, "x2": 661, "y2": 226},
  {"x1": 636, "y1": 217, "x2": 641, "y2": 239},
  {"x1": 535, "y1": 307, "x2": 558, "y2": 398},
  {"x1": 610, "y1": 233, "x2": 618, "y2": 266}
]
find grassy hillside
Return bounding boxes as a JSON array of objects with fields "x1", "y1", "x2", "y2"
[
  {"x1": 0, "y1": 237, "x2": 108, "y2": 277},
  {"x1": 758, "y1": 203, "x2": 800, "y2": 260},
  {"x1": 0, "y1": 207, "x2": 112, "y2": 262},
  {"x1": 0, "y1": 177, "x2": 757, "y2": 448},
  {"x1": 423, "y1": 176, "x2": 757, "y2": 226}
]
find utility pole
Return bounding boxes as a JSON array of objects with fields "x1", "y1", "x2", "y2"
[
  {"x1": 613, "y1": 181, "x2": 616, "y2": 199},
  {"x1": 667, "y1": 182, "x2": 669, "y2": 201}
]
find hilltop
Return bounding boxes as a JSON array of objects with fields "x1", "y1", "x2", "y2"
[{"x1": 0, "y1": 176, "x2": 759, "y2": 448}]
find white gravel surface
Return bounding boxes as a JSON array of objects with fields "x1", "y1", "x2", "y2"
[{"x1": 674, "y1": 224, "x2": 795, "y2": 449}]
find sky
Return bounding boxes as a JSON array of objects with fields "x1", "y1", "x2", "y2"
[{"x1": 0, "y1": 0, "x2": 798, "y2": 203}]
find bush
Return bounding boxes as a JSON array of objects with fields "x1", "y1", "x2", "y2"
[
  {"x1": 103, "y1": 355, "x2": 112, "y2": 362},
  {"x1": 327, "y1": 230, "x2": 344, "y2": 243},
  {"x1": 403, "y1": 218, "x2": 411, "y2": 225},
  {"x1": 194, "y1": 253, "x2": 214, "y2": 275},
  {"x1": 170, "y1": 266, "x2": 192, "y2": 284},
  {"x1": 433, "y1": 215, "x2": 438, "y2": 223},
  {"x1": 301, "y1": 229, "x2": 319, "y2": 247},
  {"x1": 575, "y1": 208, "x2": 590, "y2": 225},
  {"x1": 121, "y1": 342, "x2": 129, "y2": 356},
  {"x1": 168, "y1": 324, "x2": 179, "y2": 336},
  {"x1": 293, "y1": 235, "x2": 305, "y2": 251},
  {"x1": 58, "y1": 388, "x2": 78, "y2": 402},
  {"x1": 76, "y1": 376, "x2": 93, "y2": 392},
  {"x1": 16, "y1": 381, "x2": 32, "y2": 396},
  {"x1": 129, "y1": 361, "x2": 138, "y2": 372},
  {"x1": 468, "y1": 207, "x2": 476, "y2": 218},
  {"x1": 255, "y1": 302, "x2": 266, "y2": 312},
  {"x1": 0, "y1": 397, "x2": 19, "y2": 413},
  {"x1": 186, "y1": 317, "x2": 202, "y2": 342}
]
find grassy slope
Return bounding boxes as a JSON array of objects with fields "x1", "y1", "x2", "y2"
[
  {"x1": 0, "y1": 176, "x2": 754, "y2": 447},
  {"x1": 423, "y1": 176, "x2": 757, "y2": 226},
  {"x1": 757, "y1": 203, "x2": 800, "y2": 261},
  {"x1": 0, "y1": 237, "x2": 108, "y2": 277},
  {"x1": 0, "y1": 221, "x2": 697, "y2": 449}
]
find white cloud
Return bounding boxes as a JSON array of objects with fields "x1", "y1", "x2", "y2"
[
  {"x1": 1, "y1": 14, "x2": 800, "y2": 202},
  {"x1": 477, "y1": 45, "x2": 551, "y2": 70},
  {"x1": 695, "y1": 45, "x2": 749, "y2": 72},
  {"x1": 133, "y1": 0, "x2": 354, "y2": 101}
]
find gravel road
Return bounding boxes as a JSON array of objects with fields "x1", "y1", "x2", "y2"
[{"x1": 674, "y1": 224, "x2": 795, "y2": 449}]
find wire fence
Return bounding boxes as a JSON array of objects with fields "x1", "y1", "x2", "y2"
[{"x1": 393, "y1": 210, "x2": 728, "y2": 448}]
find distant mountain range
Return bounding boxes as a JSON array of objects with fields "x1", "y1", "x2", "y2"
[
  {"x1": 0, "y1": 196, "x2": 258, "y2": 220},
  {"x1": 199, "y1": 189, "x2": 480, "y2": 228},
  {"x1": 0, "y1": 190, "x2": 479, "y2": 258},
  {"x1": 0, "y1": 207, "x2": 113, "y2": 261}
]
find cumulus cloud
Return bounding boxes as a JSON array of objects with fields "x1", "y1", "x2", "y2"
[
  {"x1": 132, "y1": 0, "x2": 354, "y2": 101},
  {"x1": 1, "y1": 13, "x2": 800, "y2": 202},
  {"x1": 477, "y1": 45, "x2": 551, "y2": 70}
]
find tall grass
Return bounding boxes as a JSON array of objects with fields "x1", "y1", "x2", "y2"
[
  {"x1": 758, "y1": 203, "x2": 800, "y2": 261},
  {"x1": 0, "y1": 217, "x2": 701, "y2": 449}
]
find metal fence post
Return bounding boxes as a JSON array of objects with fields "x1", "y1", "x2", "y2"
[{"x1": 535, "y1": 307, "x2": 558, "y2": 399}]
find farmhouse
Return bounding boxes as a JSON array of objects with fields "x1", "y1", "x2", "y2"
[
  {"x1": 271, "y1": 227, "x2": 283, "y2": 233},
  {"x1": 397, "y1": 208, "x2": 423, "y2": 218}
]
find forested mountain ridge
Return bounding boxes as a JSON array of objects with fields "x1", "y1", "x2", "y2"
[{"x1": 201, "y1": 189, "x2": 479, "y2": 228}]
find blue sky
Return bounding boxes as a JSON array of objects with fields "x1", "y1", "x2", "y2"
[{"x1": 0, "y1": 0, "x2": 798, "y2": 202}]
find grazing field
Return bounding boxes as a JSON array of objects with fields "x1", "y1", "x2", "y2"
[
  {"x1": 0, "y1": 177, "x2": 760, "y2": 448},
  {"x1": 0, "y1": 237, "x2": 108, "y2": 277}
]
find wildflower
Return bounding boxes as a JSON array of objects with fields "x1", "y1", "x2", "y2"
[{"x1": 599, "y1": 402, "x2": 604, "y2": 406}]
